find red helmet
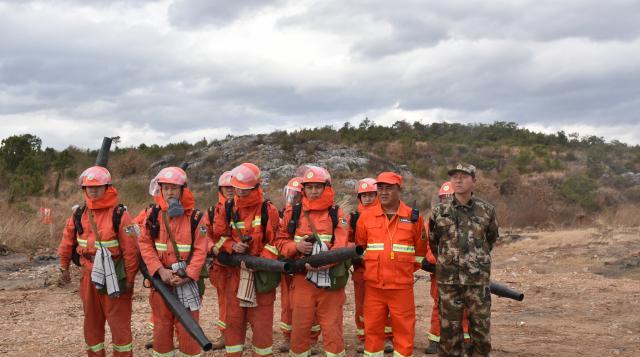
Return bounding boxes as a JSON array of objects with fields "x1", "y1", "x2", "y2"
[
  {"x1": 302, "y1": 165, "x2": 331, "y2": 185},
  {"x1": 230, "y1": 163, "x2": 261, "y2": 189},
  {"x1": 356, "y1": 178, "x2": 377, "y2": 194},
  {"x1": 149, "y1": 167, "x2": 187, "y2": 196},
  {"x1": 79, "y1": 166, "x2": 112, "y2": 187},
  {"x1": 283, "y1": 176, "x2": 303, "y2": 205},
  {"x1": 439, "y1": 181, "x2": 454, "y2": 196},
  {"x1": 218, "y1": 171, "x2": 233, "y2": 187}
]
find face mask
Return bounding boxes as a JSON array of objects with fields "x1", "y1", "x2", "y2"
[{"x1": 167, "y1": 197, "x2": 184, "y2": 217}]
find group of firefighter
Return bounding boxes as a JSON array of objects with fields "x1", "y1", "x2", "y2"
[{"x1": 58, "y1": 160, "x2": 498, "y2": 357}]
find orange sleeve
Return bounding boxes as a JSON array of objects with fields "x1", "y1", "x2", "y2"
[
  {"x1": 133, "y1": 208, "x2": 148, "y2": 226},
  {"x1": 118, "y1": 211, "x2": 140, "y2": 283},
  {"x1": 414, "y1": 214, "x2": 426, "y2": 269},
  {"x1": 139, "y1": 218, "x2": 163, "y2": 277},
  {"x1": 186, "y1": 220, "x2": 208, "y2": 281},
  {"x1": 275, "y1": 207, "x2": 298, "y2": 258},
  {"x1": 57, "y1": 215, "x2": 77, "y2": 270},
  {"x1": 330, "y1": 208, "x2": 349, "y2": 250},
  {"x1": 355, "y1": 212, "x2": 368, "y2": 248}
]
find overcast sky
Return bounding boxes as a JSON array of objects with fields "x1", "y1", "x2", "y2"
[{"x1": 1, "y1": 0, "x2": 639, "y2": 149}]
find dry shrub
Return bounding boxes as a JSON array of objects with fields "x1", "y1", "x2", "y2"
[
  {"x1": 597, "y1": 204, "x2": 640, "y2": 227},
  {"x1": 0, "y1": 201, "x2": 67, "y2": 253}
]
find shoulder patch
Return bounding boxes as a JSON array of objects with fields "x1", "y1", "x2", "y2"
[
  {"x1": 340, "y1": 217, "x2": 348, "y2": 227},
  {"x1": 399, "y1": 217, "x2": 412, "y2": 223},
  {"x1": 199, "y1": 226, "x2": 207, "y2": 236}
]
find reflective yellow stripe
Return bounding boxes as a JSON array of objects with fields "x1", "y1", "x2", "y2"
[
  {"x1": 357, "y1": 328, "x2": 365, "y2": 336},
  {"x1": 415, "y1": 256, "x2": 424, "y2": 263},
  {"x1": 215, "y1": 237, "x2": 229, "y2": 250},
  {"x1": 252, "y1": 345, "x2": 273, "y2": 356},
  {"x1": 155, "y1": 242, "x2": 168, "y2": 251},
  {"x1": 77, "y1": 238, "x2": 88, "y2": 247},
  {"x1": 179, "y1": 352, "x2": 202, "y2": 357},
  {"x1": 427, "y1": 332, "x2": 440, "y2": 342},
  {"x1": 230, "y1": 221, "x2": 245, "y2": 229},
  {"x1": 393, "y1": 351, "x2": 410, "y2": 357},
  {"x1": 217, "y1": 320, "x2": 226, "y2": 329},
  {"x1": 367, "y1": 243, "x2": 384, "y2": 251},
  {"x1": 311, "y1": 324, "x2": 321, "y2": 332},
  {"x1": 264, "y1": 244, "x2": 278, "y2": 256},
  {"x1": 464, "y1": 333, "x2": 470, "y2": 339},
  {"x1": 364, "y1": 351, "x2": 383, "y2": 357},
  {"x1": 289, "y1": 350, "x2": 310, "y2": 357},
  {"x1": 326, "y1": 351, "x2": 345, "y2": 357},
  {"x1": 147, "y1": 322, "x2": 154, "y2": 329},
  {"x1": 176, "y1": 243, "x2": 191, "y2": 253},
  {"x1": 251, "y1": 216, "x2": 261, "y2": 227},
  {"x1": 153, "y1": 350, "x2": 175, "y2": 357},
  {"x1": 384, "y1": 325, "x2": 393, "y2": 333},
  {"x1": 294, "y1": 236, "x2": 305, "y2": 243},
  {"x1": 392, "y1": 244, "x2": 415, "y2": 253},
  {"x1": 279, "y1": 321, "x2": 292, "y2": 331},
  {"x1": 96, "y1": 240, "x2": 119, "y2": 248},
  {"x1": 113, "y1": 342, "x2": 133, "y2": 352},
  {"x1": 85, "y1": 342, "x2": 104, "y2": 352},
  {"x1": 294, "y1": 235, "x2": 332, "y2": 243},
  {"x1": 226, "y1": 345, "x2": 243, "y2": 353}
]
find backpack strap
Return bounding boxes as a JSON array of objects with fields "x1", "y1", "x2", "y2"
[
  {"x1": 287, "y1": 203, "x2": 302, "y2": 235},
  {"x1": 147, "y1": 204, "x2": 161, "y2": 239},
  {"x1": 261, "y1": 200, "x2": 270, "y2": 242},
  {"x1": 112, "y1": 204, "x2": 126, "y2": 241},
  {"x1": 73, "y1": 204, "x2": 87, "y2": 235},
  {"x1": 349, "y1": 211, "x2": 359, "y2": 232},
  {"x1": 186, "y1": 209, "x2": 203, "y2": 264},
  {"x1": 207, "y1": 206, "x2": 215, "y2": 225},
  {"x1": 225, "y1": 199, "x2": 235, "y2": 228},
  {"x1": 328, "y1": 205, "x2": 339, "y2": 244}
]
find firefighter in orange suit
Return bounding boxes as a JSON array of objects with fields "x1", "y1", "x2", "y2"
[
  {"x1": 275, "y1": 165, "x2": 349, "y2": 356},
  {"x1": 58, "y1": 166, "x2": 138, "y2": 356},
  {"x1": 138, "y1": 166, "x2": 208, "y2": 357},
  {"x1": 356, "y1": 172, "x2": 426, "y2": 357}
]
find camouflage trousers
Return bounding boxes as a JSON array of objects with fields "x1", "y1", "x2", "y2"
[{"x1": 438, "y1": 284, "x2": 491, "y2": 357}]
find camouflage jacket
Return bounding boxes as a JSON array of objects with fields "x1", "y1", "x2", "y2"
[{"x1": 429, "y1": 196, "x2": 499, "y2": 286}]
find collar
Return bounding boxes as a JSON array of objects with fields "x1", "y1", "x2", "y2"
[
  {"x1": 372, "y1": 200, "x2": 412, "y2": 218},
  {"x1": 452, "y1": 194, "x2": 475, "y2": 209}
]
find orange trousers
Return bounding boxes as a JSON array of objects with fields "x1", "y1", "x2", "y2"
[
  {"x1": 429, "y1": 275, "x2": 469, "y2": 342},
  {"x1": 210, "y1": 263, "x2": 230, "y2": 331},
  {"x1": 80, "y1": 268, "x2": 133, "y2": 357},
  {"x1": 280, "y1": 274, "x2": 321, "y2": 341},
  {"x1": 353, "y1": 267, "x2": 393, "y2": 341},
  {"x1": 364, "y1": 284, "x2": 415, "y2": 357},
  {"x1": 290, "y1": 274, "x2": 346, "y2": 356},
  {"x1": 149, "y1": 289, "x2": 201, "y2": 356},
  {"x1": 224, "y1": 268, "x2": 276, "y2": 356}
]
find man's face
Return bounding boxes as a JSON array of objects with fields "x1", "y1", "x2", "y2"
[
  {"x1": 221, "y1": 186, "x2": 235, "y2": 200},
  {"x1": 304, "y1": 183, "x2": 325, "y2": 200},
  {"x1": 377, "y1": 183, "x2": 400, "y2": 207},
  {"x1": 450, "y1": 172, "x2": 475, "y2": 195},
  {"x1": 85, "y1": 185, "x2": 106, "y2": 200},
  {"x1": 359, "y1": 192, "x2": 377, "y2": 206},
  {"x1": 161, "y1": 183, "x2": 182, "y2": 200},
  {"x1": 235, "y1": 187, "x2": 254, "y2": 198}
]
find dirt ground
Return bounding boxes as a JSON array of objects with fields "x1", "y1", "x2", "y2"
[{"x1": 1, "y1": 227, "x2": 639, "y2": 356}]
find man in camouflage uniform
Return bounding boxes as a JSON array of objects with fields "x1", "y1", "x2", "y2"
[{"x1": 429, "y1": 163, "x2": 499, "y2": 357}]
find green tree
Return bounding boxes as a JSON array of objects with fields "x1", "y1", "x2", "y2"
[{"x1": 0, "y1": 134, "x2": 45, "y2": 201}]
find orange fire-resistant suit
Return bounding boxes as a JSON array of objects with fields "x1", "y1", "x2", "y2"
[
  {"x1": 206, "y1": 192, "x2": 232, "y2": 333},
  {"x1": 214, "y1": 188, "x2": 280, "y2": 356},
  {"x1": 58, "y1": 186, "x2": 138, "y2": 356},
  {"x1": 138, "y1": 188, "x2": 208, "y2": 357},
  {"x1": 275, "y1": 186, "x2": 349, "y2": 357},
  {"x1": 356, "y1": 200, "x2": 425, "y2": 357}
]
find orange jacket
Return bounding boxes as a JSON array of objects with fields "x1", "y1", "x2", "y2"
[
  {"x1": 213, "y1": 199, "x2": 280, "y2": 259},
  {"x1": 275, "y1": 205, "x2": 349, "y2": 266},
  {"x1": 138, "y1": 208, "x2": 208, "y2": 282},
  {"x1": 355, "y1": 201, "x2": 426, "y2": 289},
  {"x1": 58, "y1": 206, "x2": 139, "y2": 284}
]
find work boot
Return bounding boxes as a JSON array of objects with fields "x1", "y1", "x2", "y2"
[
  {"x1": 211, "y1": 335, "x2": 225, "y2": 350},
  {"x1": 383, "y1": 340, "x2": 394, "y2": 354},
  {"x1": 144, "y1": 340, "x2": 153, "y2": 350},
  {"x1": 424, "y1": 341, "x2": 438, "y2": 354},
  {"x1": 310, "y1": 342, "x2": 322, "y2": 356},
  {"x1": 356, "y1": 341, "x2": 364, "y2": 354},
  {"x1": 277, "y1": 339, "x2": 290, "y2": 353}
]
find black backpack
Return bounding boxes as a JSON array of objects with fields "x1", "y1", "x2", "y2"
[
  {"x1": 223, "y1": 199, "x2": 273, "y2": 241},
  {"x1": 286, "y1": 202, "x2": 340, "y2": 244},
  {"x1": 71, "y1": 204, "x2": 126, "y2": 266},
  {"x1": 145, "y1": 204, "x2": 204, "y2": 262}
]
